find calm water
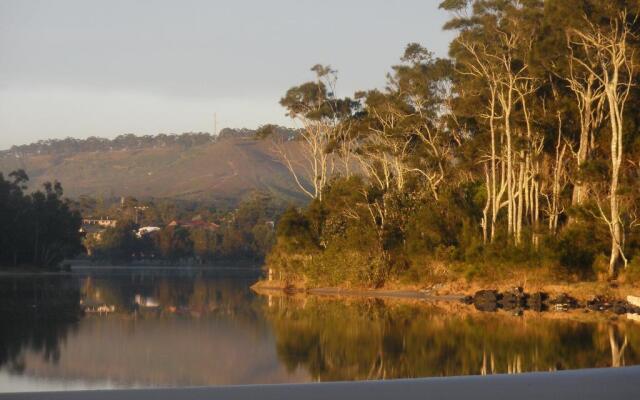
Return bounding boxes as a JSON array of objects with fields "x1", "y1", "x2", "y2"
[{"x1": 1, "y1": 266, "x2": 639, "y2": 393}]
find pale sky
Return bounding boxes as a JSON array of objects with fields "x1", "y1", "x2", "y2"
[{"x1": 0, "y1": 0, "x2": 454, "y2": 150}]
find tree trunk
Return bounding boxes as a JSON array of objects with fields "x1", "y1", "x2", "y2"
[{"x1": 607, "y1": 83, "x2": 625, "y2": 279}]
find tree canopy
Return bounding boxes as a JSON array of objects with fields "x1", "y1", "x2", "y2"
[
  {"x1": 0, "y1": 170, "x2": 82, "y2": 268},
  {"x1": 267, "y1": 0, "x2": 640, "y2": 287}
]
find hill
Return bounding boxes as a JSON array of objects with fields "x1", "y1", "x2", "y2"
[{"x1": 0, "y1": 128, "x2": 307, "y2": 204}]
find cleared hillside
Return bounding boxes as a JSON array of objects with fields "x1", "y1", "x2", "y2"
[{"x1": 0, "y1": 133, "x2": 307, "y2": 204}]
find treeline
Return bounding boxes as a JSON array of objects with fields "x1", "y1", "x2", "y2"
[
  {"x1": 3, "y1": 133, "x2": 213, "y2": 156},
  {"x1": 266, "y1": 0, "x2": 640, "y2": 287},
  {"x1": 0, "y1": 170, "x2": 82, "y2": 268},
  {"x1": 1, "y1": 126, "x2": 298, "y2": 157},
  {"x1": 86, "y1": 193, "x2": 281, "y2": 264}
]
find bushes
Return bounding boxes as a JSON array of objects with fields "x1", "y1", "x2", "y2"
[
  {"x1": 94, "y1": 221, "x2": 141, "y2": 264},
  {"x1": 621, "y1": 257, "x2": 640, "y2": 283},
  {"x1": 266, "y1": 174, "x2": 640, "y2": 288},
  {"x1": 554, "y1": 220, "x2": 609, "y2": 279}
]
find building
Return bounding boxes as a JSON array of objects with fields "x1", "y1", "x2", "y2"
[
  {"x1": 168, "y1": 218, "x2": 220, "y2": 231},
  {"x1": 82, "y1": 218, "x2": 118, "y2": 228}
]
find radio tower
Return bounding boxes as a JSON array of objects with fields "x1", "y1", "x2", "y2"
[{"x1": 214, "y1": 112, "x2": 218, "y2": 136}]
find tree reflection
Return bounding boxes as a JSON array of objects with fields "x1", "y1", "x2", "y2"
[
  {"x1": 608, "y1": 325, "x2": 629, "y2": 368},
  {"x1": 0, "y1": 276, "x2": 81, "y2": 371},
  {"x1": 1, "y1": 272, "x2": 266, "y2": 382},
  {"x1": 263, "y1": 296, "x2": 640, "y2": 381}
]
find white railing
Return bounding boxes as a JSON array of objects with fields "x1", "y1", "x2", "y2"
[{"x1": 2, "y1": 366, "x2": 638, "y2": 400}]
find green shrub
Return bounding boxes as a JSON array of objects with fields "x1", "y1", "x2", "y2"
[
  {"x1": 555, "y1": 222, "x2": 608, "y2": 279},
  {"x1": 621, "y1": 257, "x2": 640, "y2": 283}
]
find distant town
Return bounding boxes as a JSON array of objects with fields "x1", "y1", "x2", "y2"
[{"x1": 77, "y1": 194, "x2": 281, "y2": 264}]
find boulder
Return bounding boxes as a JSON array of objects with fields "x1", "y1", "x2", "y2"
[
  {"x1": 549, "y1": 293, "x2": 579, "y2": 310},
  {"x1": 473, "y1": 290, "x2": 501, "y2": 312},
  {"x1": 460, "y1": 295, "x2": 474, "y2": 305},
  {"x1": 586, "y1": 296, "x2": 612, "y2": 312},
  {"x1": 474, "y1": 290, "x2": 501, "y2": 304},
  {"x1": 627, "y1": 295, "x2": 640, "y2": 308},
  {"x1": 611, "y1": 301, "x2": 629, "y2": 315},
  {"x1": 526, "y1": 292, "x2": 549, "y2": 312},
  {"x1": 474, "y1": 301, "x2": 499, "y2": 312},
  {"x1": 499, "y1": 287, "x2": 527, "y2": 310}
]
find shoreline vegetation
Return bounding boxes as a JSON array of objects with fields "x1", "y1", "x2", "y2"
[{"x1": 257, "y1": 1, "x2": 640, "y2": 303}]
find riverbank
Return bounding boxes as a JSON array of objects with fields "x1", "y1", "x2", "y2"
[
  {"x1": 66, "y1": 258, "x2": 263, "y2": 268},
  {"x1": 0, "y1": 265, "x2": 72, "y2": 276},
  {"x1": 251, "y1": 277, "x2": 640, "y2": 312}
]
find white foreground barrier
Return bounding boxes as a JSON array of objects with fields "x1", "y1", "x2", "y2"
[{"x1": 2, "y1": 366, "x2": 638, "y2": 400}]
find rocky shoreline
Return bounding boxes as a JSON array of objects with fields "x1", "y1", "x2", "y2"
[
  {"x1": 252, "y1": 280, "x2": 640, "y2": 316},
  {"x1": 465, "y1": 288, "x2": 640, "y2": 315}
]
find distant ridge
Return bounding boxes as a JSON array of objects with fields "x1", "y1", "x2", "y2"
[{"x1": 0, "y1": 127, "x2": 307, "y2": 204}]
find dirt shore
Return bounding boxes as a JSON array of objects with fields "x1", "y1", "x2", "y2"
[{"x1": 251, "y1": 278, "x2": 640, "y2": 304}]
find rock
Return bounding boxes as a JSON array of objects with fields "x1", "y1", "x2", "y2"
[
  {"x1": 499, "y1": 289, "x2": 527, "y2": 310},
  {"x1": 474, "y1": 290, "x2": 501, "y2": 304},
  {"x1": 473, "y1": 290, "x2": 501, "y2": 312},
  {"x1": 586, "y1": 296, "x2": 611, "y2": 312},
  {"x1": 526, "y1": 292, "x2": 549, "y2": 312},
  {"x1": 611, "y1": 301, "x2": 629, "y2": 315},
  {"x1": 474, "y1": 301, "x2": 499, "y2": 312},
  {"x1": 460, "y1": 295, "x2": 473, "y2": 305},
  {"x1": 627, "y1": 295, "x2": 640, "y2": 309},
  {"x1": 550, "y1": 293, "x2": 579, "y2": 310}
]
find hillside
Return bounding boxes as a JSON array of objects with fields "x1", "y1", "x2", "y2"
[{"x1": 0, "y1": 129, "x2": 307, "y2": 204}]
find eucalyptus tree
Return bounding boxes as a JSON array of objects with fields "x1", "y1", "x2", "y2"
[
  {"x1": 442, "y1": 0, "x2": 545, "y2": 245},
  {"x1": 350, "y1": 44, "x2": 456, "y2": 256},
  {"x1": 567, "y1": 9, "x2": 638, "y2": 277},
  {"x1": 277, "y1": 65, "x2": 356, "y2": 201}
]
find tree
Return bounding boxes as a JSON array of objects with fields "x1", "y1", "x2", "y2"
[
  {"x1": 276, "y1": 65, "x2": 356, "y2": 201},
  {"x1": 156, "y1": 226, "x2": 193, "y2": 261},
  {"x1": 568, "y1": 10, "x2": 638, "y2": 277},
  {"x1": 0, "y1": 170, "x2": 82, "y2": 268},
  {"x1": 96, "y1": 221, "x2": 140, "y2": 264}
]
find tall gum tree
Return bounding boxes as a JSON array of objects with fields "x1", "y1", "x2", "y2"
[
  {"x1": 443, "y1": 0, "x2": 544, "y2": 245},
  {"x1": 276, "y1": 65, "x2": 356, "y2": 201},
  {"x1": 568, "y1": 11, "x2": 637, "y2": 277}
]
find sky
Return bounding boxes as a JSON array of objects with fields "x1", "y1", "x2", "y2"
[{"x1": 0, "y1": 0, "x2": 455, "y2": 150}]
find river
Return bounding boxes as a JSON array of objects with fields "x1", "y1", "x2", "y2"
[{"x1": 0, "y1": 266, "x2": 638, "y2": 393}]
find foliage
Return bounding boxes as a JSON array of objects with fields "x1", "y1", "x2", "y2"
[
  {"x1": 266, "y1": 1, "x2": 640, "y2": 287},
  {"x1": 87, "y1": 192, "x2": 282, "y2": 264},
  {"x1": 0, "y1": 170, "x2": 82, "y2": 268},
  {"x1": 93, "y1": 221, "x2": 141, "y2": 264}
]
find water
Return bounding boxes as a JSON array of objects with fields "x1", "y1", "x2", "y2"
[{"x1": 0, "y1": 266, "x2": 639, "y2": 393}]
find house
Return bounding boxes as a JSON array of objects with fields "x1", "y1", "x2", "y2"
[
  {"x1": 82, "y1": 218, "x2": 118, "y2": 228},
  {"x1": 168, "y1": 218, "x2": 220, "y2": 231},
  {"x1": 137, "y1": 226, "x2": 161, "y2": 238}
]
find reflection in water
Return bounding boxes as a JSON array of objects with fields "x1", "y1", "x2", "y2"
[
  {"x1": 0, "y1": 277, "x2": 81, "y2": 373},
  {"x1": 0, "y1": 269, "x2": 309, "y2": 391},
  {"x1": 263, "y1": 296, "x2": 640, "y2": 381},
  {"x1": 1, "y1": 269, "x2": 640, "y2": 392}
]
